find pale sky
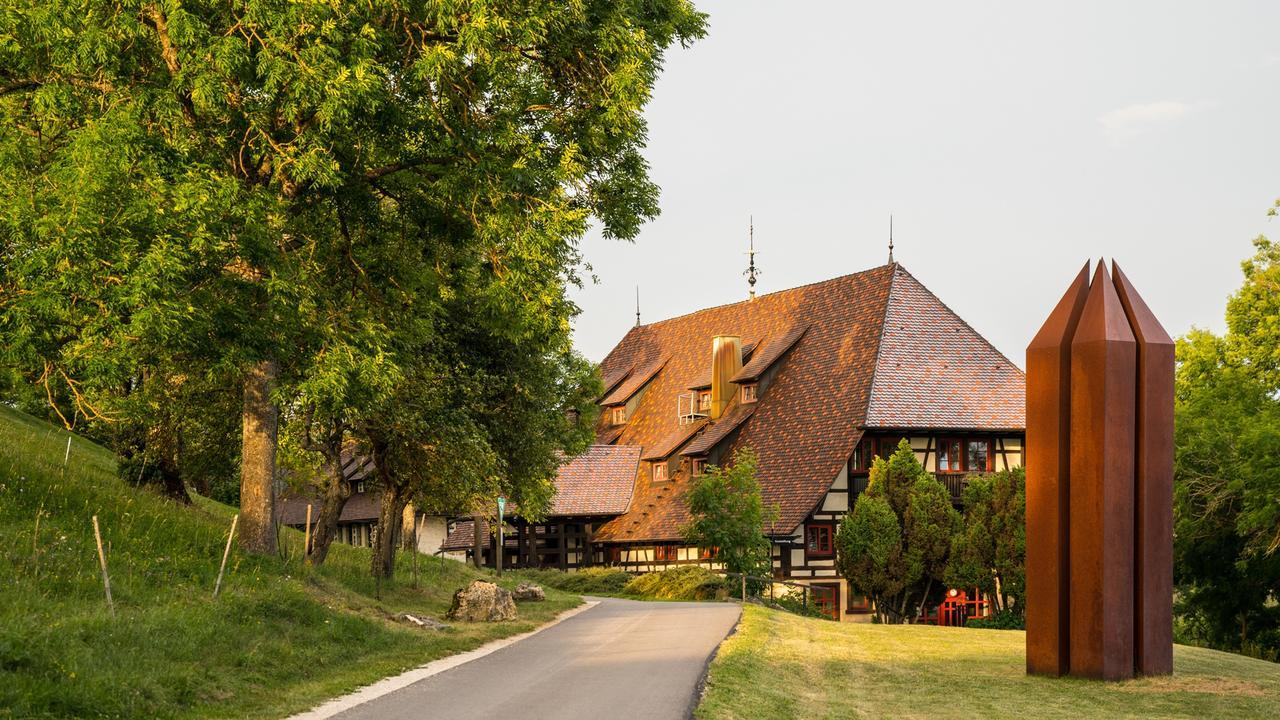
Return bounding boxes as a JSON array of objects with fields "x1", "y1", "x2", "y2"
[{"x1": 569, "y1": 1, "x2": 1280, "y2": 366}]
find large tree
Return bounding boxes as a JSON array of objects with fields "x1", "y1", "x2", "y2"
[
  {"x1": 683, "y1": 448, "x2": 777, "y2": 591},
  {"x1": 0, "y1": 1, "x2": 706, "y2": 556},
  {"x1": 836, "y1": 439, "x2": 959, "y2": 623},
  {"x1": 945, "y1": 467, "x2": 1026, "y2": 616},
  {"x1": 1171, "y1": 206, "x2": 1280, "y2": 659}
]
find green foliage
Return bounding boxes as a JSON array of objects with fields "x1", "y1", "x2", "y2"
[
  {"x1": 965, "y1": 609, "x2": 1025, "y2": 631},
  {"x1": 0, "y1": 404, "x2": 580, "y2": 719},
  {"x1": 836, "y1": 439, "x2": 958, "y2": 623},
  {"x1": 0, "y1": 0, "x2": 704, "y2": 571},
  {"x1": 1171, "y1": 210, "x2": 1280, "y2": 660},
  {"x1": 623, "y1": 566, "x2": 728, "y2": 601},
  {"x1": 683, "y1": 448, "x2": 777, "y2": 581},
  {"x1": 1225, "y1": 235, "x2": 1280, "y2": 390},
  {"x1": 516, "y1": 567, "x2": 633, "y2": 596},
  {"x1": 946, "y1": 467, "x2": 1026, "y2": 616}
]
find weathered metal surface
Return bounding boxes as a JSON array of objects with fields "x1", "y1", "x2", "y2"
[
  {"x1": 1069, "y1": 263, "x2": 1137, "y2": 680},
  {"x1": 1025, "y1": 263, "x2": 1091, "y2": 677},
  {"x1": 1112, "y1": 262, "x2": 1175, "y2": 676},
  {"x1": 1026, "y1": 260, "x2": 1174, "y2": 680}
]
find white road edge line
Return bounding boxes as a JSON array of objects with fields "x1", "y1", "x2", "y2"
[{"x1": 285, "y1": 599, "x2": 602, "y2": 720}]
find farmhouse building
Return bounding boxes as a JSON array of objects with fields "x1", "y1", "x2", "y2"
[{"x1": 444, "y1": 262, "x2": 1026, "y2": 619}]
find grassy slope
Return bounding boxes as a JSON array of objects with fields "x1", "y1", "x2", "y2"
[
  {"x1": 698, "y1": 606, "x2": 1280, "y2": 719},
  {"x1": 0, "y1": 405, "x2": 579, "y2": 720}
]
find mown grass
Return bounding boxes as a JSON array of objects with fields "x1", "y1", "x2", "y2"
[
  {"x1": 0, "y1": 405, "x2": 580, "y2": 720},
  {"x1": 697, "y1": 605, "x2": 1280, "y2": 719}
]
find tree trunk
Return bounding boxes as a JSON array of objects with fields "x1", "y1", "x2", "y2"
[
  {"x1": 238, "y1": 359, "x2": 278, "y2": 555},
  {"x1": 914, "y1": 576, "x2": 934, "y2": 623},
  {"x1": 371, "y1": 483, "x2": 405, "y2": 578},
  {"x1": 472, "y1": 513, "x2": 484, "y2": 569},
  {"x1": 401, "y1": 503, "x2": 417, "y2": 551},
  {"x1": 155, "y1": 439, "x2": 191, "y2": 505},
  {"x1": 307, "y1": 465, "x2": 349, "y2": 566}
]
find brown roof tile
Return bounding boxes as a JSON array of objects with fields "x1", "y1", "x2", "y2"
[
  {"x1": 599, "y1": 355, "x2": 669, "y2": 406},
  {"x1": 730, "y1": 324, "x2": 809, "y2": 383},
  {"x1": 681, "y1": 403, "x2": 757, "y2": 456},
  {"x1": 642, "y1": 420, "x2": 709, "y2": 461},
  {"x1": 865, "y1": 268, "x2": 1026, "y2": 430},
  {"x1": 548, "y1": 445, "x2": 641, "y2": 516}
]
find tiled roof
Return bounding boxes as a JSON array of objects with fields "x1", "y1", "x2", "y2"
[
  {"x1": 865, "y1": 269, "x2": 1025, "y2": 430},
  {"x1": 642, "y1": 420, "x2": 709, "y2": 461},
  {"x1": 730, "y1": 324, "x2": 808, "y2": 383},
  {"x1": 278, "y1": 491, "x2": 380, "y2": 525},
  {"x1": 590, "y1": 265, "x2": 898, "y2": 542},
  {"x1": 599, "y1": 355, "x2": 669, "y2": 406},
  {"x1": 439, "y1": 518, "x2": 519, "y2": 551},
  {"x1": 599, "y1": 363, "x2": 635, "y2": 399},
  {"x1": 589, "y1": 264, "x2": 1024, "y2": 543},
  {"x1": 548, "y1": 445, "x2": 641, "y2": 515},
  {"x1": 597, "y1": 425, "x2": 625, "y2": 445},
  {"x1": 681, "y1": 403, "x2": 756, "y2": 456}
]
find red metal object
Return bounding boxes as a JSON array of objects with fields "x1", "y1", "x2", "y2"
[
  {"x1": 1025, "y1": 259, "x2": 1174, "y2": 680},
  {"x1": 1025, "y1": 263, "x2": 1090, "y2": 676},
  {"x1": 1112, "y1": 262, "x2": 1175, "y2": 676},
  {"x1": 1069, "y1": 262, "x2": 1137, "y2": 680}
]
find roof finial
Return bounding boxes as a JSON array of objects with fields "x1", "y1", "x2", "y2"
[
  {"x1": 744, "y1": 216, "x2": 760, "y2": 300},
  {"x1": 888, "y1": 214, "x2": 895, "y2": 264},
  {"x1": 635, "y1": 285, "x2": 641, "y2": 327}
]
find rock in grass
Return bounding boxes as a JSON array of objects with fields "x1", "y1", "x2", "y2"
[
  {"x1": 512, "y1": 582, "x2": 546, "y2": 602},
  {"x1": 446, "y1": 580, "x2": 518, "y2": 622}
]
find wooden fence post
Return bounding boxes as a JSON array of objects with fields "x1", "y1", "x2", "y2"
[
  {"x1": 303, "y1": 504, "x2": 312, "y2": 563},
  {"x1": 214, "y1": 514, "x2": 239, "y2": 597},
  {"x1": 92, "y1": 515, "x2": 114, "y2": 617}
]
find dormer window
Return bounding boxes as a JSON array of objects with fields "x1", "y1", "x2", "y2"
[
  {"x1": 741, "y1": 383, "x2": 758, "y2": 403},
  {"x1": 611, "y1": 406, "x2": 626, "y2": 425},
  {"x1": 698, "y1": 390, "x2": 712, "y2": 411},
  {"x1": 652, "y1": 462, "x2": 668, "y2": 482},
  {"x1": 692, "y1": 458, "x2": 707, "y2": 476}
]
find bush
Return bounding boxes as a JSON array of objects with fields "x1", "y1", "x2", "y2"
[
  {"x1": 516, "y1": 567, "x2": 633, "y2": 595},
  {"x1": 965, "y1": 610, "x2": 1024, "y2": 630},
  {"x1": 623, "y1": 566, "x2": 728, "y2": 601}
]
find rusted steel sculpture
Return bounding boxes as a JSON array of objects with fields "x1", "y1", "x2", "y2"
[
  {"x1": 1025, "y1": 264, "x2": 1089, "y2": 677},
  {"x1": 1025, "y1": 260, "x2": 1174, "y2": 680}
]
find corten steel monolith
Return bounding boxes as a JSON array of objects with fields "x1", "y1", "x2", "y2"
[
  {"x1": 1025, "y1": 260, "x2": 1174, "y2": 681},
  {"x1": 1113, "y1": 262, "x2": 1175, "y2": 676},
  {"x1": 1025, "y1": 263, "x2": 1091, "y2": 677},
  {"x1": 1069, "y1": 263, "x2": 1137, "y2": 680}
]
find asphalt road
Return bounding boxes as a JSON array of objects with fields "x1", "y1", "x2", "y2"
[{"x1": 330, "y1": 597, "x2": 742, "y2": 720}]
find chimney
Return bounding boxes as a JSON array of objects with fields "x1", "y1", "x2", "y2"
[{"x1": 710, "y1": 335, "x2": 743, "y2": 419}]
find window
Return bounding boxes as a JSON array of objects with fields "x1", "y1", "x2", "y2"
[
  {"x1": 741, "y1": 383, "x2": 758, "y2": 403},
  {"x1": 699, "y1": 546, "x2": 719, "y2": 560},
  {"x1": 806, "y1": 522, "x2": 834, "y2": 558},
  {"x1": 812, "y1": 583, "x2": 841, "y2": 620},
  {"x1": 652, "y1": 462, "x2": 668, "y2": 482},
  {"x1": 967, "y1": 439, "x2": 993, "y2": 472},
  {"x1": 655, "y1": 545, "x2": 679, "y2": 562},
  {"x1": 698, "y1": 390, "x2": 712, "y2": 411},
  {"x1": 692, "y1": 458, "x2": 707, "y2": 476},
  {"x1": 849, "y1": 437, "x2": 874, "y2": 472},
  {"x1": 355, "y1": 481, "x2": 367, "y2": 494},
  {"x1": 937, "y1": 439, "x2": 963, "y2": 472},
  {"x1": 877, "y1": 436, "x2": 906, "y2": 459},
  {"x1": 611, "y1": 406, "x2": 626, "y2": 425}
]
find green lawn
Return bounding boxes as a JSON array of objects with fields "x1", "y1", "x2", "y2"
[
  {"x1": 697, "y1": 605, "x2": 1280, "y2": 720},
  {"x1": 0, "y1": 405, "x2": 579, "y2": 719}
]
